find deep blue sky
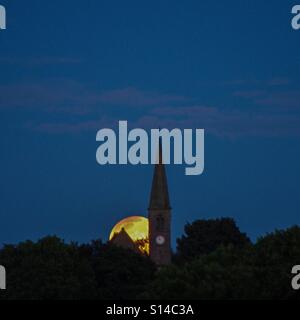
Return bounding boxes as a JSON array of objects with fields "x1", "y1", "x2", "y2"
[{"x1": 0, "y1": 0, "x2": 299, "y2": 247}]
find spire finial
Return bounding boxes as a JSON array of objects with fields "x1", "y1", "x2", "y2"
[{"x1": 148, "y1": 140, "x2": 171, "y2": 210}]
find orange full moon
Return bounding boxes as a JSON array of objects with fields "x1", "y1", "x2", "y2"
[{"x1": 109, "y1": 216, "x2": 149, "y2": 254}]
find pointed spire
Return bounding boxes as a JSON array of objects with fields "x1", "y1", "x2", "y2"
[{"x1": 148, "y1": 139, "x2": 171, "y2": 210}]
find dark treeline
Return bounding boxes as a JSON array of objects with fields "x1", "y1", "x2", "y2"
[{"x1": 0, "y1": 218, "x2": 300, "y2": 300}]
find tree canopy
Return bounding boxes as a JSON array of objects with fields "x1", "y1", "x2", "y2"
[
  {"x1": 176, "y1": 218, "x2": 251, "y2": 262},
  {"x1": 0, "y1": 220, "x2": 300, "y2": 300},
  {"x1": 0, "y1": 236, "x2": 155, "y2": 300},
  {"x1": 144, "y1": 226, "x2": 300, "y2": 300}
]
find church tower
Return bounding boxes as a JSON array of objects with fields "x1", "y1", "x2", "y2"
[{"x1": 148, "y1": 142, "x2": 172, "y2": 266}]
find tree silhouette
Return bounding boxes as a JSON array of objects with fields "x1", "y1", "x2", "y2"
[
  {"x1": 143, "y1": 226, "x2": 300, "y2": 300},
  {"x1": 176, "y1": 218, "x2": 251, "y2": 262},
  {"x1": 1, "y1": 222, "x2": 300, "y2": 300},
  {"x1": 80, "y1": 240, "x2": 156, "y2": 299},
  {"x1": 0, "y1": 236, "x2": 155, "y2": 300},
  {"x1": 0, "y1": 236, "x2": 96, "y2": 300}
]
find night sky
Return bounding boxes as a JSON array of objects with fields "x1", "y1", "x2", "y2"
[{"x1": 0, "y1": 0, "x2": 299, "y2": 247}]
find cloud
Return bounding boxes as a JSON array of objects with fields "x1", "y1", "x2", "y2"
[
  {"x1": 94, "y1": 87, "x2": 186, "y2": 107},
  {"x1": 32, "y1": 121, "x2": 100, "y2": 134},
  {"x1": 233, "y1": 89, "x2": 300, "y2": 111},
  {"x1": 224, "y1": 77, "x2": 291, "y2": 88},
  {"x1": 0, "y1": 82, "x2": 187, "y2": 113},
  {"x1": 146, "y1": 105, "x2": 300, "y2": 138},
  {"x1": 255, "y1": 91, "x2": 300, "y2": 109},
  {"x1": 30, "y1": 104, "x2": 300, "y2": 138},
  {"x1": 2, "y1": 78, "x2": 300, "y2": 138},
  {"x1": 29, "y1": 117, "x2": 115, "y2": 134},
  {"x1": 266, "y1": 78, "x2": 291, "y2": 87},
  {"x1": 0, "y1": 57, "x2": 83, "y2": 66},
  {"x1": 232, "y1": 77, "x2": 300, "y2": 115},
  {"x1": 0, "y1": 81, "x2": 88, "y2": 112},
  {"x1": 233, "y1": 90, "x2": 266, "y2": 99}
]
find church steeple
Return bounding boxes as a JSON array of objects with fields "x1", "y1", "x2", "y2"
[
  {"x1": 148, "y1": 141, "x2": 171, "y2": 210},
  {"x1": 148, "y1": 140, "x2": 172, "y2": 266}
]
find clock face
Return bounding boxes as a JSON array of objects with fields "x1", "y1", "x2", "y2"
[{"x1": 156, "y1": 235, "x2": 165, "y2": 245}]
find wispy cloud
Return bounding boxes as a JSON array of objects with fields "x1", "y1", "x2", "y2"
[
  {"x1": 267, "y1": 78, "x2": 290, "y2": 87},
  {"x1": 255, "y1": 91, "x2": 300, "y2": 109},
  {"x1": 2, "y1": 78, "x2": 300, "y2": 138},
  {"x1": 30, "y1": 118, "x2": 113, "y2": 134},
  {"x1": 141, "y1": 105, "x2": 300, "y2": 138},
  {"x1": 0, "y1": 81, "x2": 187, "y2": 113},
  {"x1": 94, "y1": 87, "x2": 186, "y2": 107},
  {"x1": 233, "y1": 89, "x2": 300, "y2": 111},
  {"x1": 231, "y1": 76, "x2": 300, "y2": 112},
  {"x1": 224, "y1": 77, "x2": 291, "y2": 88},
  {"x1": 30, "y1": 104, "x2": 300, "y2": 138},
  {"x1": 0, "y1": 57, "x2": 83, "y2": 66},
  {"x1": 233, "y1": 90, "x2": 266, "y2": 99}
]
